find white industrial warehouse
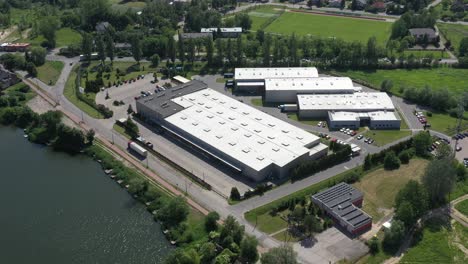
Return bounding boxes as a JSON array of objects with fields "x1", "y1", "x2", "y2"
[
  {"x1": 233, "y1": 67, "x2": 400, "y2": 130},
  {"x1": 136, "y1": 80, "x2": 328, "y2": 182},
  {"x1": 264, "y1": 77, "x2": 361, "y2": 103}
]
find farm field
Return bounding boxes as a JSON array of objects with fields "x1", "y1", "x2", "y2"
[
  {"x1": 264, "y1": 11, "x2": 392, "y2": 44},
  {"x1": 36, "y1": 61, "x2": 64, "y2": 86},
  {"x1": 437, "y1": 23, "x2": 468, "y2": 55},
  {"x1": 353, "y1": 159, "x2": 429, "y2": 222},
  {"x1": 335, "y1": 67, "x2": 468, "y2": 96}
]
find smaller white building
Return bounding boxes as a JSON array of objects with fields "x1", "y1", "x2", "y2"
[
  {"x1": 201, "y1": 27, "x2": 242, "y2": 38},
  {"x1": 264, "y1": 77, "x2": 361, "y2": 103},
  {"x1": 298, "y1": 92, "x2": 395, "y2": 119},
  {"x1": 328, "y1": 111, "x2": 401, "y2": 130}
]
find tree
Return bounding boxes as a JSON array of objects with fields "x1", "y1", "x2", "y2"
[
  {"x1": 220, "y1": 215, "x2": 244, "y2": 245},
  {"x1": 158, "y1": 196, "x2": 189, "y2": 227},
  {"x1": 227, "y1": 38, "x2": 233, "y2": 66},
  {"x1": 188, "y1": 39, "x2": 196, "y2": 64},
  {"x1": 215, "y1": 38, "x2": 224, "y2": 67},
  {"x1": 240, "y1": 235, "x2": 259, "y2": 264},
  {"x1": 27, "y1": 47, "x2": 46, "y2": 66},
  {"x1": 132, "y1": 37, "x2": 142, "y2": 64},
  {"x1": 53, "y1": 125, "x2": 86, "y2": 153},
  {"x1": 165, "y1": 248, "x2": 200, "y2": 264},
  {"x1": 124, "y1": 117, "x2": 139, "y2": 138},
  {"x1": 150, "y1": 54, "x2": 160, "y2": 68},
  {"x1": 127, "y1": 104, "x2": 134, "y2": 115},
  {"x1": 168, "y1": 36, "x2": 176, "y2": 63},
  {"x1": 382, "y1": 219, "x2": 405, "y2": 251},
  {"x1": 459, "y1": 37, "x2": 468, "y2": 57},
  {"x1": 340, "y1": 0, "x2": 346, "y2": 9},
  {"x1": 412, "y1": 131, "x2": 432, "y2": 156},
  {"x1": 205, "y1": 211, "x2": 220, "y2": 232},
  {"x1": 395, "y1": 200, "x2": 416, "y2": 228},
  {"x1": 422, "y1": 159, "x2": 456, "y2": 206},
  {"x1": 81, "y1": 32, "x2": 93, "y2": 63},
  {"x1": 261, "y1": 245, "x2": 298, "y2": 264},
  {"x1": 368, "y1": 237, "x2": 379, "y2": 255},
  {"x1": 206, "y1": 37, "x2": 214, "y2": 66},
  {"x1": 364, "y1": 154, "x2": 372, "y2": 170},
  {"x1": 380, "y1": 79, "x2": 393, "y2": 93},
  {"x1": 398, "y1": 150, "x2": 410, "y2": 164},
  {"x1": 199, "y1": 242, "x2": 217, "y2": 264},
  {"x1": 105, "y1": 34, "x2": 115, "y2": 64},
  {"x1": 262, "y1": 34, "x2": 271, "y2": 67},
  {"x1": 86, "y1": 129, "x2": 95, "y2": 145},
  {"x1": 435, "y1": 143, "x2": 453, "y2": 160},
  {"x1": 351, "y1": 0, "x2": 358, "y2": 10},
  {"x1": 177, "y1": 35, "x2": 185, "y2": 64},
  {"x1": 366, "y1": 36, "x2": 378, "y2": 67},
  {"x1": 236, "y1": 36, "x2": 243, "y2": 66},
  {"x1": 230, "y1": 187, "x2": 241, "y2": 201},
  {"x1": 303, "y1": 215, "x2": 322, "y2": 237},
  {"x1": 39, "y1": 17, "x2": 59, "y2": 48},
  {"x1": 96, "y1": 35, "x2": 106, "y2": 64},
  {"x1": 384, "y1": 151, "x2": 400, "y2": 170}
]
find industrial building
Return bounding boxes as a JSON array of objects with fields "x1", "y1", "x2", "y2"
[
  {"x1": 297, "y1": 93, "x2": 399, "y2": 129},
  {"x1": 264, "y1": 77, "x2": 361, "y2": 103},
  {"x1": 234, "y1": 67, "x2": 319, "y2": 93},
  {"x1": 311, "y1": 182, "x2": 372, "y2": 235},
  {"x1": 136, "y1": 80, "x2": 328, "y2": 182}
]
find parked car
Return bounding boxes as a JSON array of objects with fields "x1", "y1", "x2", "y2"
[
  {"x1": 368, "y1": 139, "x2": 374, "y2": 144},
  {"x1": 456, "y1": 146, "x2": 462, "y2": 152},
  {"x1": 357, "y1": 135, "x2": 363, "y2": 140}
]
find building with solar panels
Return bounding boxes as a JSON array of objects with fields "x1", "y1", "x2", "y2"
[{"x1": 311, "y1": 182, "x2": 372, "y2": 235}]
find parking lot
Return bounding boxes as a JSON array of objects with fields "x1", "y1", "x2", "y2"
[{"x1": 454, "y1": 133, "x2": 468, "y2": 166}]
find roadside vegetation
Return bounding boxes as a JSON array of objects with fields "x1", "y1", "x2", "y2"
[
  {"x1": 36, "y1": 60, "x2": 64, "y2": 85},
  {"x1": 455, "y1": 199, "x2": 468, "y2": 216},
  {"x1": 437, "y1": 23, "x2": 468, "y2": 56}
]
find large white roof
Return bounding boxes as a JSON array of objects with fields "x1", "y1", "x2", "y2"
[
  {"x1": 298, "y1": 92, "x2": 395, "y2": 111},
  {"x1": 265, "y1": 77, "x2": 360, "y2": 92},
  {"x1": 165, "y1": 88, "x2": 323, "y2": 171},
  {"x1": 235, "y1": 67, "x2": 319, "y2": 80}
]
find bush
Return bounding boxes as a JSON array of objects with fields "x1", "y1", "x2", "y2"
[
  {"x1": 368, "y1": 237, "x2": 380, "y2": 255},
  {"x1": 426, "y1": 111, "x2": 432, "y2": 117},
  {"x1": 230, "y1": 187, "x2": 241, "y2": 201},
  {"x1": 398, "y1": 150, "x2": 410, "y2": 164},
  {"x1": 384, "y1": 151, "x2": 401, "y2": 170}
]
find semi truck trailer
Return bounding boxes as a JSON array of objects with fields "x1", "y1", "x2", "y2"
[{"x1": 128, "y1": 141, "x2": 148, "y2": 157}]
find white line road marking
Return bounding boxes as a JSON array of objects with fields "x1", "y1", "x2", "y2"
[{"x1": 344, "y1": 166, "x2": 349, "y2": 170}]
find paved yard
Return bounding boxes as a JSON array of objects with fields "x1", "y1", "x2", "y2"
[
  {"x1": 293, "y1": 227, "x2": 368, "y2": 263},
  {"x1": 455, "y1": 137, "x2": 468, "y2": 163}
]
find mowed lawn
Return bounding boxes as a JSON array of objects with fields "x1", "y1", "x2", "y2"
[
  {"x1": 265, "y1": 11, "x2": 392, "y2": 44},
  {"x1": 336, "y1": 68, "x2": 468, "y2": 96},
  {"x1": 353, "y1": 159, "x2": 429, "y2": 222},
  {"x1": 403, "y1": 50, "x2": 450, "y2": 59},
  {"x1": 248, "y1": 6, "x2": 284, "y2": 31},
  {"x1": 363, "y1": 129, "x2": 412, "y2": 147},
  {"x1": 22, "y1": 27, "x2": 82, "y2": 48},
  {"x1": 437, "y1": 22, "x2": 468, "y2": 55},
  {"x1": 36, "y1": 61, "x2": 64, "y2": 86}
]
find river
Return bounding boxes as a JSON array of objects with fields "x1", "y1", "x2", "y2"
[{"x1": 0, "y1": 127, "x2": 172, "y2": 263}]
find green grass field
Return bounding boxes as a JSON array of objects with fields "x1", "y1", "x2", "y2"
[
  {"x1": 287, "y1": 112, "x2": 321, "y2": 126},
  {"x1": 36, "y1": 61, "x2": 64, "y2": 86},
  {"x1": 403, "y1": 50, "x2": 450, "y2": 59},
  {"x1": 20, "y1": 28, "x2": 82, "y2": 48},
  {"x1": 401, "y1": 217, "x2": 467, "y2": 263},
  {"x1": 63, "y1": 65, "x2": 104, "y2": 119},
  {"x1": 247, "y1": 6, "x2": 284, "y2": 31},
  {"x1": 113, "y1": 123, "x2": 131, "y2": 139},
  {"x1": 264, "y1": 11, "x2": 392, "y2": 44},
  {"x1": 364, "y1": 129, "x2": 412, "y2": 147},
  {"x1": 455, "y1": 199, "x2": 468, "y2": 216},
  {"x1": 245, "y1": 211, "x2": 289, "y2": 234},
  {"x1": 335, "y1": 67, "x2": 468, "y2": 97},
  {"x1": 425, "y1": 112, "x2": 467, "y2": 135},
  {"x1": 437, "y1": 23, "x2": 468, "y2": 55},
  {"x1": 353, "y1": 159, "x2": 429, "y2": 222}
]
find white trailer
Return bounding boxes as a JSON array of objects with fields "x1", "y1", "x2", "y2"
[{"x1": 128, "y1": 141, "x2": 148, "y2": 157}]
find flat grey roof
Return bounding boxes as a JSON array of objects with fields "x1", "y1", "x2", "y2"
[
  {"x1": 137, "y1": 80, "x2": 208, "y2": 118},
  {"x1": 180, "y1": 32, "x2": 212, "y2": 39}
]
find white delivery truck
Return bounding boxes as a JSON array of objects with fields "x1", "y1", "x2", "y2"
[{"x1": 128, "y1": 141, "x2": 148, "y2": 157}]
